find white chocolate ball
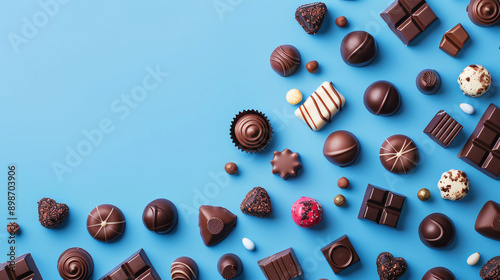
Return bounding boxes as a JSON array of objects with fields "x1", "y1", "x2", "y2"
[
  {"x1": 438, "y1": 169, "x2": 469, "y2": 201},
  {"x1": 458, "y1": 65, "x2": 492, "y2": 97}
]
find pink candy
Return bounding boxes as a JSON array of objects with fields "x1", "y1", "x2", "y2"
[{"x1": 291, "y1": 197, "x2": 323, "y2": 228}]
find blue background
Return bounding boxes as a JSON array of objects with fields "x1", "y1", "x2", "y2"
[{"x1": 1, "y1": 0, "x2": 500, "y2": 279}]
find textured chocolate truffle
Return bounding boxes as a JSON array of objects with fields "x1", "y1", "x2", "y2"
[
  {"x1": 422, "y1": 267, "x2": 456, "y2": 280},
  {"x1": 57, "y1": 248, "x2": 94, "y2": 280},
  {"x1": 38, "y1": 197, "x2": 69, "y2": 229},
  {"x1": 171, "y1": 257, "x2": 199, "y2": 280},
  {"x1": 143, "y1": 198, "x2": 178, "y2": 234},
  {"x1": 217, "y1": 253, "x2": 243, "y2": 279},
  {"x1": 295, "y1": 2, "x2": 328, "y2": 35},
  {"x1": 467, "y1": 0, "x2": 500, "y2": 27},
  {"x1": 323, "y1": 130, "x2": 361, "y2": 167},
  {"x1": 340, "y1": 31, "x2": 378, "y2": 67},
  {"x1": 230, "y1": 110, "x2": 272, "y2": 153},
  {"x1": 379, "y1": 135, "x2": 419, "y2": 174},
  {"x1": 270, "y1": 45, "x2": 301, "y2": 77},
  {"x1": 364, "y1": 81, "x2": 401, "y2": 116},
  {"x1": 417, "y1": 69, "x2": 441, "y2": 95},
  {"x1": 199, "y1": 205, "x2": 237, "y2": 246},
  {"x1": 376, "y1": 252, "x2": 407, "y2": 280},
  {"x1": 86, "y1": 204, "x2": 126, "y2": 243},
  {"x1": 419, "y1": 213, "x2": 455, "y2": 249},
  {"x1": 240, "y1": 187, "x2": 272, "y2": 217}
]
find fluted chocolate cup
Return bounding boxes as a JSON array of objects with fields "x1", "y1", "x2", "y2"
[{"x1": 230, "y1": 110, "x2": 273, "y2": 153}]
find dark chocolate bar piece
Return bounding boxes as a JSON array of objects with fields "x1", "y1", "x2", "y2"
[
  {"x1": 0, "y1": 253, "x2": 43, "y2": 280},
  {"x1": 258, "y1": 248, "x2": 303, "y2": 280},
  {"x1": 424, "y1": 110, "x2": 463, "y2": 148},
  {"x1": 458, "y1": 103, "x2": 500, "y2": 179},
  {"x1": 321, "y1": 235, "x2": 360, "y2": 274},
  {"x1": 358, "y1": 184, "x2": 406, "y2": 228},
  {"x1": 99, "y1": 249, "x2": 161, "y2": 280},
  {"x1": 439, "y1": 24, "x2": 470, "y2": 57}
]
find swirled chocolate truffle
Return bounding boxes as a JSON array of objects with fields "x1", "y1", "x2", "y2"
[
  {"x1": 417, "y1": 69, "x2": 441, "y2": 95},
  {"x1": 323, "y1": 130, "x2": 360, "y2": 167},
  {"x1": 270, "y1": 45, "x2": 301, "y2": 77},
  {"x1": 364, "y1": 81, "x2": 401, "y2": 116},
  {"x1": 422, "y1": 267, "x2": 456, "y2": 280},
  {"x1": 467, "y1": 0, "x2": 500, "y2": 27},
  {"x1": 379, "y1": 135, "x2": 419, "y2": 174},
  {"x1": 143, "y1": 198, "x2": 178, "y2": 234},
  {"x1": 217, "y1": 253, "x2": 243, "y2": 279},
  {"x1": 57, "y1": 248, "x2": 94, "y2": 280},
  {"x1": 86, "y1": 204, "x2": 126, "y2": 243},
  {"x1": 340, "y1": 31, "x2": 378, "y2": 67},
  {"x1": 171, "y1": 257, "x2": 199, "y2": 280},
  {"x1": 230, "y1": 110, "x2": 272, "y2": 153},
  {"x1": 419, "y1": 213, "x2": 455, "y2": 249}
]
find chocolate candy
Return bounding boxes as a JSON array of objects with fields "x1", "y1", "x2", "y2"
[
  {"x1": 230, "y1": 110, "x2": 273, "y2": 153},
  {"x1": 142, "y1": 198, "x2": 178, "y2": 234},
  {"x1": 217, "y1": 253, "x2": 243, "y2": 280},
  {"x1": 458, "y1": 103, "x2": 500, "y2": 179},
  {"x1": 475, "y1": 200, "x2": 500, "y2": 240},
  {"x1": 224, "y1": 162, "x2": 238, "y2": 175},
  {"x1": 424, "y1": 110, "x2": 463, "y2": 148},
  {"x1": 0, "y1": 253, "x2": 42, "y2": 280},
  {"x1": 171, "y1": 257, "x2": 199, "y2": 280},
  {"x1": 57, "y1": 247, "x2": 94, "y2": 280},
  {"x1": 416, "y1": 69, "x2": 441, "y2": 95},
  {"x1": 418, "y1": 188, "x2": 431, "y2": 201},
  {"x1": 100, "y1": 249, "x2": 160, "y2": 280},
  {"x1": 419, "y1": 213, "x2": 455, "y2": 248},
  {"x1": 376, "y1": 252, "x2": 407, "y2": 280},
  {"x1": 340, "y1": 31, "x2": 378, "y2": 67},
  {"x1": 295, "y1": 81, "x2": 346, "y2": 131},
  {"x1": 337, "y1": 177, "x2": 349, "y2": 189},
  {"x1": 87, "y1": 204, "x2": 126, "y2": 243},
  {"x1": 481, "y1": 256, "x2": 500, "y2": 280},
  {"x1": 306, "y1": 60, "x2": 318, "y2": 73},
  {"x1": 423, "y1": 267, "x2": 456, "y2": 280},
  {"x1": 270, "y1": 45, "x2": 301, "y2": 77},
  {"x1": 295, "y1": 2, "x2": 327, "y2": 35},
  {"x1": 467, "y1": 0, "x2": 500, "y2": 27},
  {"x1": 286, "y1": 89, "x2": 303, "y2": 105},
  {"x1": 439, "y1": 24, "x2": 470, "y2": 57},
  {"x1": 7, "y1": 222, "x2": 19, "y2": 235},
  {"x1": 379, "y1": 135, "x2": 419, "y2": 174},
  {"x1": 458, "y1": 64, "x2": 492, "y2": 97},
  {"x1": 364, "y1": 81, "x2": 401, "y2": 116},
  {"x1": 336, "y1": 16, "x2": 348, "y2": 28},
  {"x1": 240, "y1": 187, "x2": 272, "y2": 217},
  {"x1": 271, "y1": 149, "x2": 302, "y2": 179},
  {"x1": 199, "y1": 205, "x2": 237, "y2": 246},
  {"x1": 291, "y1": 197, "x2": 323, "y2": 228},
  {"x1": 323, "y1": 130, "x2": 360, "y2": 167},
  {"x1": 258, "y1": 248, "x2": 303, "y2": 280},
  {"x1": 38, "y1": 197, "x2": 69, "y2": 228},
  {"x1": 334, "y1": 194, "x2": 346, "y2": 207},
  {"x1": 321, "y1": 235, "x2": 360, "y2": 274},
  {"x1": 358, "y1": 184, "x2": 406, "y2": 228},
  {"x1": 380, "y1": 0, "x2": 437, "y2": 45},
  {"x1": 438, "y1": 170, "x2": 469, "y2": 201}
]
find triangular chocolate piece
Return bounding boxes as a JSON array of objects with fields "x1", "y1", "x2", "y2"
[
  {"x1": 295, "y1": 2, "x2": 328, "y2": 35},
  {"x1": 199, "y1": 205, "x2": 237, "y2": 246},
  {"x1": 240, "y1": 187, "x2": 272, "y2": 217},
  {"x1": 475, "y1": 200, "x2": 500, "y2": 240}
]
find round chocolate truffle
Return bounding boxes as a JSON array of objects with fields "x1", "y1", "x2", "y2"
[
  {"x1": 7, "y1": 222, "x2": 19, "y2": 235},
  {"x1": 306, "y1": 60, "x2": 318, "y2": 73},
  {"x1": 467, "y1": 0, "x2": 500, "y2": 27},
  {"x1": 224, "y1": 162, "x2": 238, "y2": 175},
  {"x1": 230, "y1": 110, "x2": 273, "y2": 153},
  {"x1": 379, "y1": 135, "x2": 419, "y2": 174},
  {"x1": 335, "y1": 16, "x2": 348, "y2": 28},
  {"x1": 57, "y1": 247, "x2": 94, "y2": 280},
  {"x1": 86, "y1": 204, "x2": 126, "y2": 243},
  {"x1": 291, "y1": 197, "x2": 323, "y2": 228},
  {"x1": 340, "y1": 31, "x2": 378, "y2": 67},
  {"x1": 418, "y1": 188, "x2": 431, "y2": 201},
  {"x1": 334, "y1": 194, "x2": 346, "y2": 207},
  {"x1": 416, "y1": 69, "x2": 441, "y2": 95},
  {"x1": 364, "y1": 81, "x2": 401, "y2": 116},
  {"x1": 422, "y1": 267, "x2": 456, "y2": 280},
  {"x1": 270, "y1": 45, "x2": 301, "y2": 77},
  {"x1": 323, "y1": 131, "x2": 361, "y2": 167},
  {"x1": 419, "y1": 213, "x2": 455, "y2": 249},
  {"x1": 171, "y1": 257, "x2": 199, "y2": 280},
  {"x1": 337, "y1": 177, "x2": 349, "y2": 189},
  {"x1": 143, "y1": 198, "x2": 178, "y2": 234},
  {"x1": 217, "y1": 253, "x2": 243, "y2": 280}
]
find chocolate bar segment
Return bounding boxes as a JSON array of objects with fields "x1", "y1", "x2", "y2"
[
  {"x1": 424, "y1": 110, "x2": 463, "y2": 148},
  {"x1": 458, "y1": 103, "x2": 500, "y2": 179},
  {"x1": 99, "y1": 249, "x2": 161, "y2": 280},
  {"x1": 358, "y1": 184, "x2": 406, "y2": 228},
  {"x1": 0, "y1": 253, "x2": 43, "y2": 280},
  {"x1": 439, "y1": 24, "x2": 470, "y2": 57},
  {"x1": 380, "y1": 0, "x2": 437, "y2": 45},
  {"x1": 258, "y1": 248, "x2": 303, "y2": 280},
  {"x1": 321, "y1": 235, "x2": 360, "y2": 274}
]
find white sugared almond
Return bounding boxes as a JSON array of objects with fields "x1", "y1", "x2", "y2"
[
  {"x1": 242, "y1": 237, "x2": 255, "y2": 251},
  {"x1": 460, "y1": 103, "x2": 475, "y2": 115},
  {"x1": 467, "y1": 252, "x2": 480, "y2": 265}
]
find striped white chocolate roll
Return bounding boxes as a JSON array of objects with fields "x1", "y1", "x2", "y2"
[{"x1": 295, "y1": 81, "x2": 346, "y2": 131}]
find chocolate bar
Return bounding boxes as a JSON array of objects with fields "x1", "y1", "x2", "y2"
[
  {"x1": 0, "y1": 253, "x2": 43, "y2": 280},
  {"x1": 358, "y1": 184, "x2": 406, "y2": 228},
  {"x1": 258, "y1": 248, "x2": 303, "y2": 280},
  {"x1": 321, "y1": 235, "x2": 360, "y2": 274},
  {"x1": 99, "y1": 249, "x2": 161, "y2": 280},
  {"x1": 424, "y1": 110, "x2": 463, "y2": 148},
  {"x1": 439, "y1": 24, "x2": 470, "y2": 57}
]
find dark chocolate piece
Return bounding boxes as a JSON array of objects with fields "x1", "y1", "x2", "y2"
[
  {"x1": 240, "y1": 187, "x2": 272, "y2": 217},
  {"x1": 419, "y1": 213, "x2": 455, "y2": 248},
  {"x1": 306, "y1": 60, "x2": 318, "y2": 73},
  {"x1": 424, "y1": 110, "x2": 463, "y2": 148},
  {"x1": 376, "y1": 252, "x2": 407, "y2": 280},
  {"x1": 481, "y1": 256, "x2": 500, "y2": 280},
  {"x1": 143, "y1": 198, "x2": 178, "y2": 234},
  {"x1": 380, "y1": 0, "x2": 437, "y2": 45},
  {"x1": 321, "y1": 235, "x2": 360, "y2": 274},
  {"x1": 416, "y1": 69, "x2": 441, "y2": 95},
  {"x1": 7, "y1": 222, "x2": 19, "y2": 235},
  {"x1": 467, "y1": 0, "x2": 500, "y2": 27},
  {"x1": 199, "y1": 205, "x2": 237, "y2": 246},
  {"x1": 57, "y1": 247, "x2": 94, "y2": 280},
  {"x1": 86, "y1": 204, "x2": 126, "y2": 243},
  {"x1": 171, "y1": 257, "x2": 198, "y2": 280},
  {"x1": 364, "y1": 81, "x2": 401, "y2": 116},
  {"x1": 99, "y1": 249, "x2": 160, "y2": 280},
  {"x1": 38, "y1": 197, "x2": 69, "y2": 228},
  {"x1": 358, "y1": 184, "x2": 406, "y2": 228},
  {"x1": 336, "y1": 16, "x2": 348, "y2": 28},
  {"x1": 340, "y1": 31, "x2": 378, "y2": 67},
  {"x1": 230, "y1": 110, "x2": 273, "y2": 153},
  {"x1": 258, "y1": 248, "x2": 303, "y2": 280},
  {"x1": 379, "y1": 134, "x2": 419, "y2": 174},
  {"x1": 475, "y1": 200, "x2": 500, "y2": 240},
  {"x1": 422, "y1": 267, "x2": 456, "y2": 280},
  {"x1": 218, "y1": 253, "x2": 243, "y2": 280},
  {"x1": 270, "y1": 45, "x2": 301, "y2": 77},
  {"x1": 224, "y1": 162, "x2": 238, "y2": 175},
  {"x1": 0, "y1": 253, "x2": 43, "y2": 280},
  {"x1": 323, "y1": 130, "x2": 360, "y2": 167},
  {"x1": 439, "y1": 24, "x2": 470, "y2": 57},
  {"x1": 271, "y1": 149, "x2": 302, "y2": 179},
  {"x1": 458, "y1": 103, "x2": 500, "y2": 179},
  {"x1": 295, "y1": 2, "x2": 327, "y2": 35}
]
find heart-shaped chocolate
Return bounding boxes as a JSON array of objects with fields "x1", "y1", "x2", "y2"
[
  {"x1": 240, "y1": 187, "x2": 272, "y2": 217},
  {"x1": 376, "y1": 252, "x2": 407, "y2": 280},
  {"x1": 38, "y1": 197, "x2": 69, "y2": 228}
]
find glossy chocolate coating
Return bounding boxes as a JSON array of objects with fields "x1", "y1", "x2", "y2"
[
  {"x1": 340, "y1": 31, "x2": 378, "y2": 67},
  {"x1": 0, "y1": 253, "x2": 42, "y2": 280},
  {"x1": 225, "y1": 162, "x2": 238, "y2": 175},
  {"x1": 57, "y1": 248, "x2": 94, "y2": 280},
  {"x1": 419, "y1": 213, "x2": 455, "y2": 249},
  {"x1": 467, "y1": 0, "x2": 500, "y2": 27},
  {"x1": 270, "y1": 45, "x2": 301, "y2": 77},
  {"x1": 321, "y1": 235, "x2": 359, "y2": 274},
  {"x1": 417, "y1": 69, "x2": 441, "y2": 95},
  {"x1": 271, "y1": 149, "x2": 302, "y2": 179},
  {"x1": 86, "y1": 204, "x2": 126, "y2": 243},
  {"x1": 364, "y1": 81, "x2": 401, "y2": 116},
  {"x1": 379, "y1": 134, "x2": 419, "y2": 174},
  {"x1": 306, "y1": 60, "x2": 319, "y2": 73},
  {"x1": 100, "y1": 249, "x2": 160, "y2": 280},
  {"x1": 143, "y1": 198, "x2": 178, "y2": 234},
  {"x1": 230, "y1": 110, "x2": 272, "y2": 153},
  {"x1": 422, "y1": 267, "x2": 456, "y2": 280},
  {"x1": 199, "y1": 205, "x2": 237, "y2": 246},
  {"x1": 171, "y1": 257, "x2": 199, "y2": 280},
  {"x1": 217, "y1": 253, "x2": 243, "y2": 279},
  {"x1": 323, "y1": 130, "x2": 360, "y2": 167},
  {"x1": 475, "y1": 200, "x2": 500, "y2": 240}
]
